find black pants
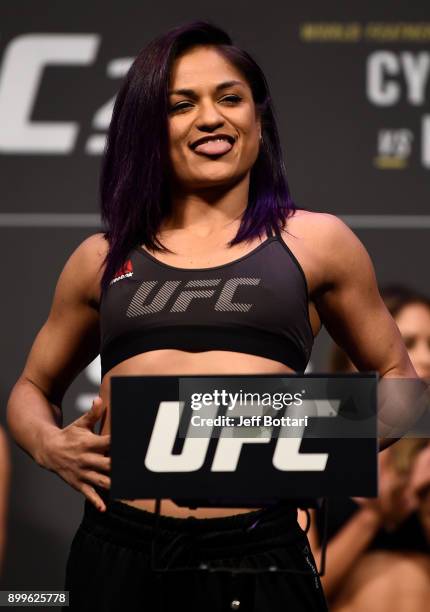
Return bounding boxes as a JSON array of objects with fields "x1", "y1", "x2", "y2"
[{"x1": 64, "y1": 495, "x2": 328, "y2": 612}]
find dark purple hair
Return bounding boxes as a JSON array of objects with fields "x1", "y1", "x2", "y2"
[{"x1": 99, "y1": 20, "x2": 296, "y2": 293}]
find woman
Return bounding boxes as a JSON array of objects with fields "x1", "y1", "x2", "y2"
[
  {"x1": 6, "y1": 20, "x2": 420, "y2": 612},
  {"x1": 306, "y1": 286, "x2": 430, "y2": 612}
]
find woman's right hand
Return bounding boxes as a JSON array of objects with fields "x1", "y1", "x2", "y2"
[{"x1": 38, "y1": 396, "x2": 111, "y2": 511}]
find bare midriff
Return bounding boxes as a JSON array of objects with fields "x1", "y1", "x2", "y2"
[{"x1": 98, "y1": 349, "x2": 296, "y2": 518}]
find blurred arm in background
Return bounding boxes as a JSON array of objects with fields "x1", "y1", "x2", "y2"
[{"x1": 0, "y1": 425, "x2": 10, "y2": 579}]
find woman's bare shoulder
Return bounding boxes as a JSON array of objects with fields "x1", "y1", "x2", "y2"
[
  {"x1": 283, "y1": 209, "x2": 366, "y2": 290},
  {"x1": 57, "y1": 233, "x2": 110, "y2": 307},
  {"x1": 68, "y1": 233, "x2": 110, "y2": 276},
  {"x1": 286, "y1": 209, "x2": 374, "y2": 289},
  {"x1": 78, "y1": 232, "x2": 110, "y2": 260},
  {"x1": 287, "y1": 209, "x2": 356, "y2": 245},
  {"x1": 290, "y1": 208, "x2": 344, "y2": 227}
]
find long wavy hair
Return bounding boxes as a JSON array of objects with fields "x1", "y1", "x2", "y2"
[{"x1": 99, "y1": 20, "x2": 296, "y2": 293}]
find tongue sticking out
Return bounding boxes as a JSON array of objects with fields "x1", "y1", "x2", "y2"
[{"x1": 194, "y1": 139, "x2": 233, "y2": 155}]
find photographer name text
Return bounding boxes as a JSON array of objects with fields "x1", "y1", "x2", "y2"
[{"x1": 190, "y1": 415, "x2": 309, "y2": 427}]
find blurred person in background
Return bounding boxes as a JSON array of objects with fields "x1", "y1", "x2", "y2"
[
  {"x1": 0, "y1": 425, "x2": 10, "y2": 581},
  {"x1": 303, "y1": 285, "x2": 430, "y2": 612}
]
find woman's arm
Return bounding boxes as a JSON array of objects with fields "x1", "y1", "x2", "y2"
[
  {"x1": 311, "y1": 214, "x2": 423, "y2": 448},
  {"x1": 7, "y1": 233, "x2": 103, "y2": 460},
  {"x1": 6, "y1": 233, "x2": 111, "y2": 510},
  {"x1": 295, "y1": 215, "x2": 425, "y2": 599}
]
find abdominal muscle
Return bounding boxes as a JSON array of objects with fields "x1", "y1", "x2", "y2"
[{"x1": 98, "y1": 348, "x2": 295, "y2": 518}]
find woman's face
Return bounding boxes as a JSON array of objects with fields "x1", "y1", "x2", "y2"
[
  {"x1": 167, "y1": 45, "x2": 261, "y2": 191},
  {"x1": 395, "y1": 302, "x2": 430, "y2": 378}
]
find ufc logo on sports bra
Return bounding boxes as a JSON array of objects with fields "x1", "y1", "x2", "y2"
[{"x1": 126, "y1": 278, "x2": 261, "y2": 317}]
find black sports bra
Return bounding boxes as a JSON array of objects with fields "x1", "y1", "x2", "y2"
[{"x1": 99, "y1": 226, "x2": 314, "y2": 379}]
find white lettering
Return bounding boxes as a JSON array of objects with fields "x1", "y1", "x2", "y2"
[
  {"x1": 273, "y1": 437, "x2": 328, "y2": 471},
  {"x1": 367, "y1": 51, "x2": 400, "y2": 106},
  {"x1": 144, "y1": 401, "x2": 215, "y2": 472},
  {"x1": 367, "y1": 51, "x2": 430, "y2": 107},
  {"x1": 0, "y1": 34, "x2": 99, "y2": 153},
  {"x1": 401, "y1": 52, "x2": 430, "y2": 105}
]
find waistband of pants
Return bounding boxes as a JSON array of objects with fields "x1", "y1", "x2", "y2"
[{"x1": 80, "y1": 489, "x2": 301, "y2": 551}]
